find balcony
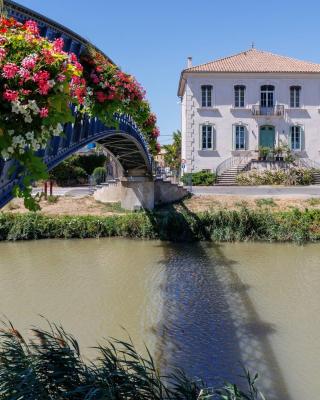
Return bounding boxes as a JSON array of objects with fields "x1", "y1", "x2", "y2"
[{"x1": 252, "y1": 104, "x2": 285, "y2": 117}]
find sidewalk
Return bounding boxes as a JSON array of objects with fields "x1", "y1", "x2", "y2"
[{"x1": 189, "y1": 185, "x2": 320, "y2": 198}]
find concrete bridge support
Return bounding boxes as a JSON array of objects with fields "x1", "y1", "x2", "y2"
[
  {"x1": 120, "y1": 177, "x2": 155, "y2": 210},
  {"x1": 94, "y1": 176, "x2": 189, "y2": 211}
]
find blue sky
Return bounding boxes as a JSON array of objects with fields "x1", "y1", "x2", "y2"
[{"x1": 14, "y1": 0, "x2": 320, "y2": 144}]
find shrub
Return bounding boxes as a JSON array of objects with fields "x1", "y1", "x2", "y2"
[
  {"x1": 75, "y1": 153, "x2": 106, "y2": 175},
  {"x1": 181, "y1": 171, "x2": 216, "y2": 186},
  {"x1": 236, "y1": 167, "x2": 314, "y2": 186},
  {"x1": 49, "y1": 158, "x2": 88, "y2": 186},
  {"x1": 92, "y1": 167, "x2": 107, "y2": 184},
  {"x1": 49, "y1": 154, "x2": 107, "y2": 186}
]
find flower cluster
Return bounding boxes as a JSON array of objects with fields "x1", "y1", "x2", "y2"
[
  {"x1": 80, "y1": 50, "x2": 160, "y2": 155},
  {"x1": 0, "y1": 17, "x2": 85, "y2": 162}
]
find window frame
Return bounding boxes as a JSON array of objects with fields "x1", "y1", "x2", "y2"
[
  {"x1": 201, "y1": 85, "x2": 213, "y2": 108},
  {"x1": 290, "y1": 125, "x2": 302, "y2": 151},
  {"x1": 290, "y1": 86, "x2": 301, "y2": 108},
  {"x1": 200, "y1": 124, "x2": 215, "y2": 150},
  {"x1": 260, "y1": 85, "x2": 275, "y2": 108},
  {"x1": 234, "y1": 85, "x2": 246, "y2": 108},
  {"x1": 233, "y1": 124, "x2": 247, "y2": 150}
]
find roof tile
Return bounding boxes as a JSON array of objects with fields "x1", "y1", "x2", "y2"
[{"x1": 185, "y1": 48, "x2": 320, "y2": 73}]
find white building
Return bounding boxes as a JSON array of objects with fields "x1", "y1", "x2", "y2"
[{"x1": 178, "y1": 48, "x2": 320, "y2": 175}]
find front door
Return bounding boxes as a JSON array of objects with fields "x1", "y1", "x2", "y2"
[{"x1": 259, "y1": 125, "x2": 275, "y2": 148}]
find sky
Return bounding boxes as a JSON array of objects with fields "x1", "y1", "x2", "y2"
[{"x1": 12, "y1": 0, "x2": 320, "y2": 144}]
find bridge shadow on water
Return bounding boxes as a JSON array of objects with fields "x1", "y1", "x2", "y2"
[{"x1": 145, "y1": 206, "x2": 292, "y2": 400}]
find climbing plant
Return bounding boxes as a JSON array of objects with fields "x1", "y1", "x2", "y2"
[{"x1": 0, "y1": 16, "x2": 160, "y2": 210}]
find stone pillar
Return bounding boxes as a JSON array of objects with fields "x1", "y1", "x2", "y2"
[{"x1": 120, "y1": 177, "x2": 154, "y2": 210}]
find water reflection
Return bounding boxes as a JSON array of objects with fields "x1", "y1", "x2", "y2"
[{"x1": 155, "y1": 243, "x2": 291, "y2": 400}]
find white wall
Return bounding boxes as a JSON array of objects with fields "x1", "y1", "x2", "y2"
[{"x1": 181, "y1": 72, "x2": 320, "y2": 172}]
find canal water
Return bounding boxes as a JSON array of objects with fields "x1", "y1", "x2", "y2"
[{"x1": 0, "y1": 239, "x2": 319, "y2": 400}]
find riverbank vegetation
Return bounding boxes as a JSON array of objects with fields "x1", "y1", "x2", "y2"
[
  {"x1": 0, "y1": 321, "x2": 265, "y2": 400},
  {"x1": 1, "y1": 206, "x2": 320, "y2": 242},
  {"x1": 236, "y1": 167, "x2": 315, "y2": 185}
]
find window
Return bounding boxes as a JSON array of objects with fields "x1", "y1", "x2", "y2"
[
  {"x1": 290, "y1": 86, "x2": 301, "y2": 108},
  {"x1": 290, "y1": 125, "x2": 302, "y2": 150},
  {"x1": 260, "y1": 85, "x2": 274, "y2": 107},
  {"x1": 234, "y1": 85, "x2": 246, "y2": 107},
  {"x1": 234, "y1": 125, "x2": 246, "y2": 150},
  {"x1": 201, "y1": 85, "x2": 213, "y2": 107},
  {"x1": 201, "y1": 124, "x2": 214, "y2": 150}
]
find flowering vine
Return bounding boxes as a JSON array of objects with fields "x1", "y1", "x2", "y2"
[
  {"x1": 80, "y1": 49, "x2": 160, "y2": 154},
  {"x1": 0, "y1": 17, "x2": 160, "y2": 210}
]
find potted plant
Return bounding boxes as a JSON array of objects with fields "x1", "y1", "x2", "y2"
[
  {"x1": 274, "y1": 145, "x2": 284, "y2": 161},
  {"x1": 258, "y1": 146, "x2": 269, "y2": 161}
]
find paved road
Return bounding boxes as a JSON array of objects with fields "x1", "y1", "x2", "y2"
[
  {"x1": 190, "y1": 185, "x2": 320, "y2": 198},
  {"x1": 32, "y1": 186, "x2": 93, "y2": 198}
]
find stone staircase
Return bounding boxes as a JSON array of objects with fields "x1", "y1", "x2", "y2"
[
  {"x1": 154, "y1": 179, "x2": 189, "y2": 205},
  {"x1": 313, "y1": 170, "x2": 320, "y2": 184},
  {"x1": 216, "y1": 160, "x2": 251, "y2": 186}
]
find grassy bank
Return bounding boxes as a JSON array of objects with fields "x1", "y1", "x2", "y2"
[{"x1": 1, "y1": 207, "x2": 320, "y2": 242}]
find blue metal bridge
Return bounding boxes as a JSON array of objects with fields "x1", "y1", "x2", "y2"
[{"x1": 0, "y1": 1, "x2": 153, "y2": 208}]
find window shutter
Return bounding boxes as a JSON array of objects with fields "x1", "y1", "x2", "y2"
[
  {"x1": 288, "y1": 126, "x2": 292, "y2": 149},
  {"x1": 245, "y1": 127, "x2": 249, "y2": 150},
  {"x1": 300, "y1": 126, "x2": 305, "y2": 151},
  {"x1": 232, "y1": 125, "x2": 235, "y2": 150}
]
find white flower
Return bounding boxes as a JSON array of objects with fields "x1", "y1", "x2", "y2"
[
  {"x1": 24, "y1": 114, "x2": 33, "y2": 123},
  {"x1": 7, "y1": 146, "x2": 14, "y2": 154},
  {"x1": 26, "y1": 131, "x2": 34, "y2": 140},
  {"x1": 8, "y1": 130, "x2": 15, "y2": 136},
  {"x1": 1, "y1": 150, "x2": 9, "y2": 160}
]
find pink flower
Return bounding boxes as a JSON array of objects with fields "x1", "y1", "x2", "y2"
[
  {"x1": 42, "y1": 49, "x2": 55, "y2": 65},
  {"x1": 21, "y1": 55, "x2": 37, "y2": 70},
  {"x1": 3, "y1": 89, "x2": 19, "y2": 102},
  {"x1": 2, "y1": 62, "x2": 19, "y2": 78},
  {"x1": 39, "y1": 107, "x2": 49, "y2": 118},
  {"x1": 21, "y1": 89, "x2": 31, "y2": 95},
  {"x1": 18, "y1": 67, "x2": 31, "y2": 80},
  {"x1": 95, "y1": 91, "x2": 108, "y2": 103},
  {"x1": 152, "y1": 127, "x2": 160, "y2": 138},
  {"x1": 38, "y1": 82, "x2": 50, "y2": 95},
  {"x1": 0, "y1": 36, "x2": 7, "y2": 45},
  {"x1": 57, "y1": 73, "x2": 66, "y2": 82},
  {"x1": 33, "y1": 70, "x2": 50, "y2": 83},
  {"x1": 53, "y1": 37, "x2": 64, "y2": 52},
  {"x1": 24, "y1": 20, "x2": 39, "y2": 35},
  {"x1": 0, "y1": 47, "x2": 6, "y2": 61}
]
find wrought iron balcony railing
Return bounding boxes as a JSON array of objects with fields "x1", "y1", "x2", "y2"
[{"x1": 252, "y1": 104, "x2": 285, "y2": 116}]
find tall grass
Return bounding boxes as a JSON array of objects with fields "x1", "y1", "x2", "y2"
[
  {"x1": 0, "y1": 321, "x2": 265, "y2": 399},
  {"x1": 1, "y1": 207, "x2": 320, "y2": 242}
]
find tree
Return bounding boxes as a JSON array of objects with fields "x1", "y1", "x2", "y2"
[{"x1": 163, "y1": 130, "x2": 181, "y2": 170}]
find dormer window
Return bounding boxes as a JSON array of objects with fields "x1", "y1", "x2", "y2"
[
  {"x1": 290, "y1": 86, "x2": 301, "y2": 108},
  {"x1": 234, "y1": 85, "x2": 246, "y2": 108},
  {"x1": 201, "y1": 85, "x2": 213, "y2": 107},
  {"x1": 261, "y1": 85, "x2": 274, "y2": 107}
]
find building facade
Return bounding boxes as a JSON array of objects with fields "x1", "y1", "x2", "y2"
[{"x1": 178, "y1": 48, "x2": 320, "y2": 173}]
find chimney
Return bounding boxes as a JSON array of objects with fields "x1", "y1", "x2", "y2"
[{"x1": 187, "y1": 56, "x2": 192, "y2": 68}]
